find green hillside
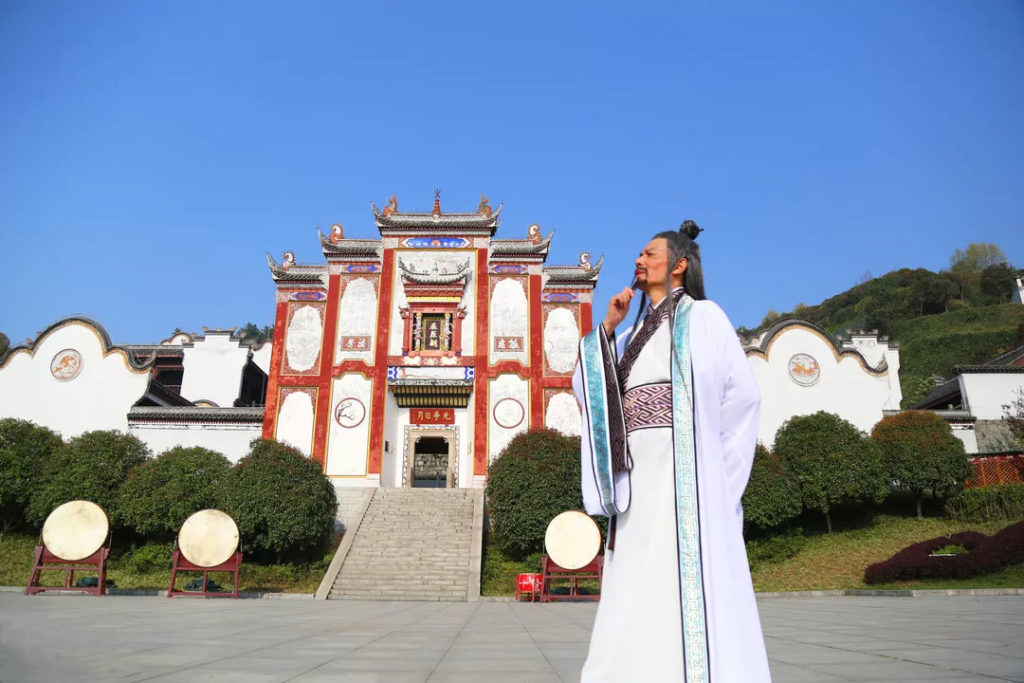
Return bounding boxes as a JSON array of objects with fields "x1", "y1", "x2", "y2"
[{"x1": 743, "y1": 265, "x2": 1024, "y2": 408}]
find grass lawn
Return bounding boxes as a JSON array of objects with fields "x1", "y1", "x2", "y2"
[
  {"x1": 2, "y1": 532, "x2": 339, "y2": 594},
  {"x1": 484, "y1": 514, "x2": 1023, "y2": 596}
]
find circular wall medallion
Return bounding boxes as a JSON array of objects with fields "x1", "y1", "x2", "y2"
[
  {"x1": 788, "y1": 353, "x2": 821, "y2": 387},
  {"x1": 50, "y1": 349, "x2": 83, "y2": 382},
  {"x1": 493, "y1": 398, "x2": 525, "y2": 429},
  {"x1": 334, "y1": 397, "x2": 366, "y2": 428}
]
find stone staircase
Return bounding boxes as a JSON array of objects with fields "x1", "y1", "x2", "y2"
[{"x1": 325, "y1": 488, "x2": 483, "y2": 601}]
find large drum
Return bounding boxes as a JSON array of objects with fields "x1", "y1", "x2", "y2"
[
  {"x1": 177, "y1": 509, "x2": 240, "y2": 568},
  {"x1": 42, "y1": 500, "x2": 109, "y2": 562},
  {"x1": 544, "y1": 511, "x2": 601, "y2": 570}
]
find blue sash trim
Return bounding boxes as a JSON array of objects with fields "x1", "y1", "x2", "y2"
[
  {"x1": 670, "y1": 297, "x2": 710, "y2": 682},
  {"x1": 580, "y1": 330, "x2": 620, "y2": 515}
]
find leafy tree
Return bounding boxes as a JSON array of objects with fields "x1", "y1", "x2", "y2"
[
  {"x1": 760, "y1": 309, "x2": 781, "y2": 328},
  {"x1": 27, "y1": 430, "x2": 150, "y2": 527},
  {"x1": 118, "y1": 446, "x2": 232, "y2": 538},
  {"x1": 870, "y1": 412, "x2": 972, "y2": 519},
  {"x1": 949, "y1": 243, "x2": 1009, "y2": 301},
  {"x1": 1005, "y1": 388, "x2": 1024, "y2": 451},
  {"x1": 486, "y1": 429, "x2": 585, "y2": 558},
  {"x1": 741, "y1": 444, "x2": 802, "y2": 531},
  {"x1": 908, "y1": 271, "x2": 957, "y2": 315},
  {"x1": 219, "y1": 439, "x2": 337, "y2": 561},
  {"x1": 979, "y1": 263, "x2": 1017, "y2": 304},
  {"x1": 240, "y1": 322, "x2": 274, "y2": 345},
  {"x1": 0, "y1": 332, "x2": 9, "y2": 361},
  {"x1": 0, "y1": 419, "x2": 62, "y2": 533},
  {"x1": 774, "y1": 412, "x2": 889, "y2": 533}
]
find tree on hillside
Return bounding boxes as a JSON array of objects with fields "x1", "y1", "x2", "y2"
[
  {"x1": 979, "y1": 263, "x2": 1017, "y2": 304},
  {"x1": 949, "y1": 243, "x2": 1010, "y2": 300},
  {"x1": 870, "y1": 412, "x2": 972, "y2": 519},
  {"x1": 908, "y1": 271, "x2": 957, "y2": 315},
  {"x1": 775, "y1": 412, "x2": 889, "y2": 533},
  {"x1": 0, "y1": 332, "x2": 9, "y2": 360},
  {"x1": 240, "y1": 322, "x2": 274, "y2": 344}
]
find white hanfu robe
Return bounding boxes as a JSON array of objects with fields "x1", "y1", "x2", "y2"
[{"x1": 573, "y1": 298, "x2": 771, "y2": 682}]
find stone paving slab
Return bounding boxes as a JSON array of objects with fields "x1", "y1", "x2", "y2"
[{"x1": 0, "y1": 594, "x2": 1021, "y2": 682}]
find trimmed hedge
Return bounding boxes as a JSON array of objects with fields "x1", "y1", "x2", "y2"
[
  {"x1": 864, "y1": 520, "x2": 1024, "y2": 583},
  {"x1": 27, "y1": 430, "x2": 151, "y2": 527},
  {"x1": 742, "y1": 444, "x2": 802, "y2": 531},
  {"x1": 945, "y1": 483, "x2": 1024, "y2": 523},
  {"x1": 486, "y1": 429, "x2": 585, "y2": 559},
  {"x1": 220, "y1": 439, "x2": 337, "y2": 561},
  {"x1": 118, "y1": 446, "x2": 232, "y2": 538},
  {"x1": 0, "y1": 419, "x2": 62, "y2": 533},
  {"x1": 775, "y1": 411, "x2": 889, "y2": 532},
  {"x1": 870, "y1": 411, "x2": 972, "y2": 519}
]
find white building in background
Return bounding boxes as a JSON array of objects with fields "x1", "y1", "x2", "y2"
[
  {"x1": 743, "y1": 321, "x2": 902, "y2": 447},
  {"x1": 0, "y1": 317, "x2": 269, "y2": 462},
  {"x1": 911, "y1": 342, "x2": 1024, "y2": 455}
]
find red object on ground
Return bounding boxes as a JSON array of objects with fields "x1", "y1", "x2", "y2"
[
  {"x1": 538, "y1": 554, "x2": 603, "y2": 602},
  {"x1": 167, "y1": 550, "x2": 242, "y2": 599},
  {"x1": 25, "y1": 545, "x2": 110, "y2": 596},
  {"x1": 515, "y1": 572, "x2": 543, "y2": 602}
]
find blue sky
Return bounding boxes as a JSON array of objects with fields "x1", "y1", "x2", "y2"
[{"x1": 1, "y1": 1, "x2": 1022, "y2": 346}]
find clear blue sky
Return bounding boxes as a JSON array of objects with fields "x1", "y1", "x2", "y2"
[{"x1": 2, "y1": 1, "x2": 1022, "y2": 346}]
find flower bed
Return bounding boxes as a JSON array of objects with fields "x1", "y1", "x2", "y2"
[{"x1": 864, "y1": 520, "x2": 1024, "y2": 584}]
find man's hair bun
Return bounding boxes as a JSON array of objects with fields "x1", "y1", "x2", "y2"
[{"x1": 679, "y1": 220, "x2": 703, "y2": 240}]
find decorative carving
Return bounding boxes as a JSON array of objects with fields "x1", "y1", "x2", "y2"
[
  {"x1": 579, "y1": 252, "x2": 592, "y2": 271},
  {"x1": 334, "y1": 397, "x2": 366, "y2": 428},
  {"x1": 432, "y1": 188, "x2": 442, "y2": 216},
  {"x1": 329, "y1": 223, "x2": 344, "y2": 243},
  {"x1": 382, "y1": 195, "x2": 398, "y2": 217},
  {"x1": 477, "y1": 193, "x2": 492, "y2": 217},
  {"x1": 50, "y1": 349, "x2": 83, "y2": 382},
  {"x1": 281, "y1": 251, "x2": 295, "y2": 271},
  {"x1": 528, "y1": 223, "x2": 542, "y2": 244},
  {"x1": 788, "y1": 353, "x2": 821, "y2": 387}
]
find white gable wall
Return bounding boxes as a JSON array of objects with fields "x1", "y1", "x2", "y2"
[
  {"x1": 0, "y1": 321, "x2": 149, "y2": 437},
  {"x1": 180, "y1": 332, "x2": 250, "y2": 407}
]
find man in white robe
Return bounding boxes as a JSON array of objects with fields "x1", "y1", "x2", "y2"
[{"x1": 573, "y1": 223, "x2": 771, "y2": 682}]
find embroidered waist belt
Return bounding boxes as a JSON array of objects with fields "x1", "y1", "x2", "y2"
[{"x1": 622, "y1": 383, "x2": 673, "y2": 433}]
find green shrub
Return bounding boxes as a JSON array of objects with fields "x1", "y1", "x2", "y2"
[
  {"x1": 123, "y1": 541, "x2": 174, "y2": 574},
  {"x1": 745, "y1": 528, "x2": 807, "y2": 570},
  {"x1": 945, "y1": 483, "x2": 1024, "y2": 523},
  {"x1": 871, "y1": 411, "x2": 972, "y2": 519},
  {"x1": 219, "y1": 439, "x2": 337, "y2": 562},
  {"x1": 118, "y1": 446, "x2": 232, "y2": 538},
  {"x1": 486, "y1": 429, "x2": 586, "y2": 558},
  {"x1": 742, "y1": 444, "x2": 802, "y2": 531},
  {"x1": 775, "y1": 412, "x2": 889, "y2": 533},
  {"x1": 27, "y1": 430, "x2": 150, "y2": 527},
  {"x1": 0, "y1": 419, "x2": 62, "y2": 533}
]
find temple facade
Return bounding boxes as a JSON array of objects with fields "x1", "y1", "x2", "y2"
[{"x1": 261, "y1": 194, "x2": 600, "y2": 489}]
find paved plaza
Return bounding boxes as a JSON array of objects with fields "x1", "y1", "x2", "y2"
[{"x1": 0, "y1": 593, "x2": 1022, "y2": 682}]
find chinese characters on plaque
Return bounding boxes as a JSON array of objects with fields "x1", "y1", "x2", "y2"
[
  {"x1": 339, "y1": 335, "x2": 371, "y2": 351},
  {"x1": 422, "y1": 317, "x2": 443, "y2": 351},
  {"x1": 493, "y1": 336, "x2": 524, "y2": 352},
  {"x1": 410, "y1": 409, "x2": 455, "y2": 425}
]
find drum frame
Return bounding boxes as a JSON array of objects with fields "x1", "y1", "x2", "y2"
[
  {"x1": 25, "y1": 544, "x2": 110, "y2": 597},
  {"x1": 167, "y1": 548, "x2": 242, "y2": 599},
  {"x1": 538, "y1": 554, "x2": 603, "y2": 603}
]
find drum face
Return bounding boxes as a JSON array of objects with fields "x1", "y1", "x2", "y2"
[
  {"x1": 42, "y1": 500, "x2": 109, "y2": 561},
  {"x1": 178, "y1": 509, "x2": 239, "y2": 568},
  {"x1": 544, "y1": 511, "x2": 601, "y2": 570}
]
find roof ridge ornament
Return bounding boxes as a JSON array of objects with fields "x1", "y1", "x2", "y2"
[
  {"x1": 432, "y1": 188, "x2": 442, "y2": 218},
  {"x1": 383, "y1": 195, "x2": 398, "y2": 217},
  {"x1": 329, "y1": 224, "x2": 344, "y2": 243},
  {"x1": 478, "y1": 193, "x2": 492, "y2": 217}
]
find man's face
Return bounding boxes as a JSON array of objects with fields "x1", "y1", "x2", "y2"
[{"x1": 634, "y1": 238, "x2": 671, "y2": 289}]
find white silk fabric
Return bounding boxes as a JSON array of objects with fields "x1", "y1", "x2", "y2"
[{"x1": 573, "y1": 299, "x2": 771, "y2": 682}]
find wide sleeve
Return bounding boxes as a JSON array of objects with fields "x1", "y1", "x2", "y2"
[
  {"x1": 573, "y1": 325, "x2": 633, "y2": 517},
  {"x1": 703, "y1": 303, "x2": 761, "y2": 505}
]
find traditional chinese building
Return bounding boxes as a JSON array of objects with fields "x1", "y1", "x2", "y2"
[{"x1": 262, "y1": 194, "x2": 600, "y2": 489}]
